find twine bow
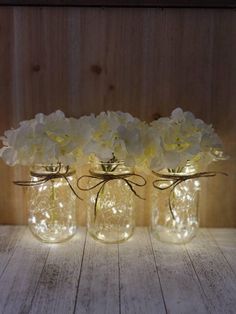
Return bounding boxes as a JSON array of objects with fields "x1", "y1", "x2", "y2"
[
  {"x1": 14, "y1": 163, "x2": 82, "y2": 199},
  {"x1": 152, "y1": 171, "x2": 228, "y2": 220},
  {"x1": 77, "y1": 171, "x2": 147, "y2": 219}
]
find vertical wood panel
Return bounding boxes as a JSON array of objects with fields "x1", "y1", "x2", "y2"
[
  {"x1": 75, "y1": 233, "x2": 119, "y2": 314},
  {"x1": 0, "y1": 7, "x2": 235, "y2": 226},
  {"x1": 186, "y1": 229, "x2": 236, "y2": 312}
]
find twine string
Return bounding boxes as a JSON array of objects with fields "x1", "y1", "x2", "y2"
[
  {"x1": 13, "y1": 163, "x2": 82, "y2": 200},
  {"x1": 152, "y1": 171, "x2": 228, "y2": 220},
  {"x1": 77, "y1": 171, "x2": 147, "y2": 219}
]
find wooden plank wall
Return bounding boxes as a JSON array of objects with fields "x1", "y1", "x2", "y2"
[
  {"x1": 0, "y1": 0, "x2": 236, "y2": 7},
  {"x1": 0, "y1": 7, "x2": 235, "y2": 227}
]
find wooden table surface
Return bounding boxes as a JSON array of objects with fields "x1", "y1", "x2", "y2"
[{"x1": 0, "y1": 227, "x2": 235, "y2": 314}]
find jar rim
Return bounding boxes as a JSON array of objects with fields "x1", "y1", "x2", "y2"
[
  {"x1": 159, "y1": 165, "x2": 198, "y2": 176},
  {"x1": 91, "y1": 160, "x2": 133, "y2": 175},
  {"x1": 30, "y1": 163, "x2": 75, "y2": 176}
]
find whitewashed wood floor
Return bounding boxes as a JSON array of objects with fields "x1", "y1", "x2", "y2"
[{"x1": 0, "y1": 227, "x2": 235, "y2": 314}]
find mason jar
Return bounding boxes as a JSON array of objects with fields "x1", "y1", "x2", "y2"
[
  {"x1": 86, "y1": 160, "x2": 136, "y2": 244},
  {"x1": 151, "y1": 163, "x2": 200, "y2": 244},
  {"x1": 28, "y1": 164, "x2": 77, "y2": 243}
]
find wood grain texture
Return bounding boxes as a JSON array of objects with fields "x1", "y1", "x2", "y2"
[
  {"x1": 119, "y1": 228, "x2": 166, "y2": 313},
  {"x1": 75, "y1": 233, "x2": 119, "y2": 314},
  {"x1": 29, "y1": 229, "x2": 86, "y2": 314},
  {"x1": 185, "y1": 229, "x2": 236, "y2": 313},
  {"x1": 0, "y1": 227, "x2": 236, "y2": 313},
  {"x1": 0, "y1": 226, "x2": 24, "y2": 276},
  {"x1": 0, "y1": 228, "x2": 50, "y2": 314},
  {"x1": 150, "y1": 233, "x2": 209, "y2": 313},
  {"x1": 0, "y1": 0, "x2": 236, "y2": 7},
  {"x1": 209, "y1": 229, "x2": 236, "y2": 275},
  {"x1": 0, "y1": 7, "x2": 235, "y2": 227}
]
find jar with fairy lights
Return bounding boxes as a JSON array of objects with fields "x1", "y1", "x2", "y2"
[
  {"x1": 27, "y1": 164, "x2": 77, "y2": 243},
  {"x1": 151, "y1": 162, "x2": 200, "y2": 244}
]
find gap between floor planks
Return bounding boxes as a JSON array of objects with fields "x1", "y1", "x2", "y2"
[{"x1": 0, "y1": 226, "x2": 235, "y2": 314}]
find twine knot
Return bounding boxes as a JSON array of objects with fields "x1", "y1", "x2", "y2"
[
  {"x1": 152, "y1": 171, "x2": 228, "y2": 220},
  {"x1": 14, "y1": 163, "x2": 82, "y2": 200},
  {"x1": 77, "y1": 170, "x2": 146, "y2": 218}
]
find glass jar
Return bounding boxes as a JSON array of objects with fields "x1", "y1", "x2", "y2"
[
  {"x1": 151, "y1": 163, "x2": 200, "y2": 244},
  {"x1": 28, "y1": 164, "x2": 77, "y2": 243},
  {"x1": 86, "y1": 161, "x2": 135, "y2": 244}
]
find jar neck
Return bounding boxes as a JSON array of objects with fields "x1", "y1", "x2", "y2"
[
  {"x1": 91, "y1": 160, "x2": 133, "y2": 175},
  {"x1": 163, "y1": 162, "x2": 199, "y2": 176},
  {"x1": 30, "y1": 163, "x2": 74, "y2": 176}
]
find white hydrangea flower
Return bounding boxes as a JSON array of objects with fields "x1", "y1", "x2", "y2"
[
  {"x1": 116, "y1": 120, "x2": 160, "y2": 169},
  {"x1": 83, "y1": 111, "x2": 143, "y2": 164},
  {"x1": 0, "y1": 108, "x2": 225, "y2": 171},
  {"x1": 150, "y1": 107, "x2": 224, "y2": 171},
  {"x1": 0, "y1": 110, "x2": 93, "y2": 166}
]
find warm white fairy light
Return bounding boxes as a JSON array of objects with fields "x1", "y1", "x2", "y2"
[
  {"x1": 45, "y1": 212, "x2": 50, "y2": 219},
  {"x1": 59, "y1": 202, "x2": 64, "y2": 208},
  {"x1": 28, "y1": 165, "x2": 77, "y2": 243},
  {"x1": 112, "y1": 208, "x2": 117, "y2": 214},
  {"x1": 0, "y1": 106, "x2": 226, "y2": 247},
  {"x1": 87, "y1": 161, "x2": 135, "y2": 244},
  {"x1": 152, "y1": 164, "x2": 200, "y2": 244}
]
